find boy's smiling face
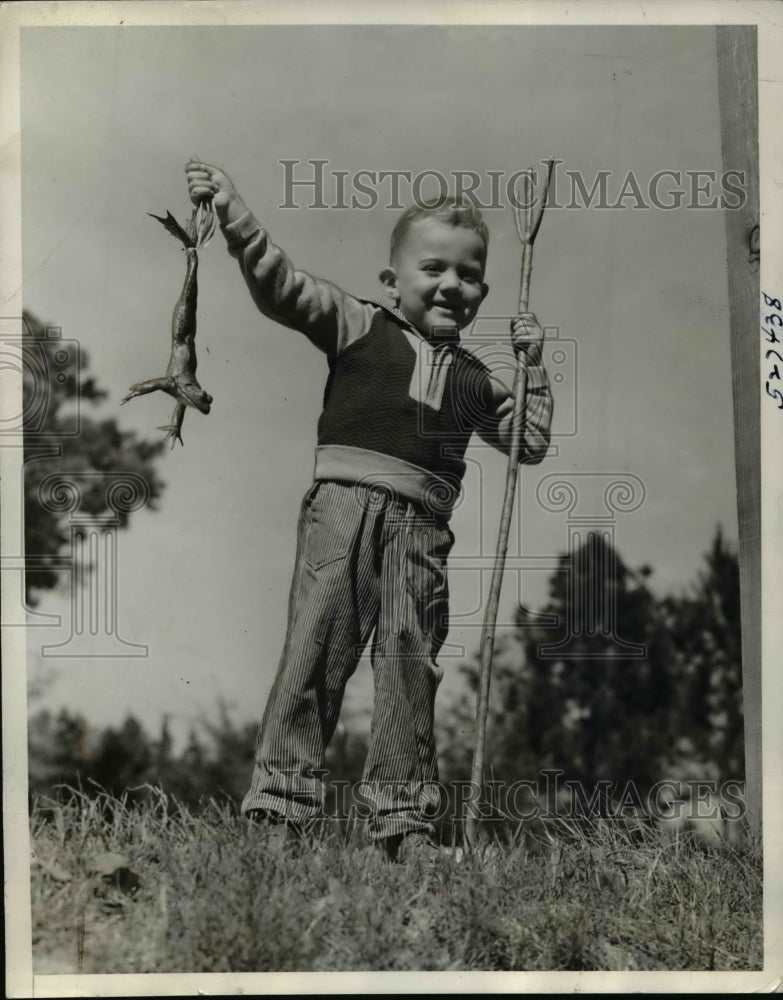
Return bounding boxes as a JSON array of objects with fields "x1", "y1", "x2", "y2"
[{"x1": 379, "y1": 218, "x2": 489, "y2": 337}]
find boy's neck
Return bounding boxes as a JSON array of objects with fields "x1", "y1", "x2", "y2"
[{"x1": 370, "y1": 298, "x2": 462, "y2": 344}]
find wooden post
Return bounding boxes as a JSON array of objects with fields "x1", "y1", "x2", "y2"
[{"x1": 716, "y1": 26, "x2": 761, "y2": 835}]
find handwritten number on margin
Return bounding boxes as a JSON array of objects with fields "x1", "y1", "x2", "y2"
[{"x1": 765, "y1": 382, "x2": 783, "y2": 408}]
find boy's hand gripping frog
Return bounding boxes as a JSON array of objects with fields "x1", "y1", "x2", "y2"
[{"x1": 121, "y1": 200, "x2": 216, "y2": 447}]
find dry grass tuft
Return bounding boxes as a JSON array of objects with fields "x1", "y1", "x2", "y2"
[{"x1": 30, "y1": 787, "x2": 762, "y2": 973}]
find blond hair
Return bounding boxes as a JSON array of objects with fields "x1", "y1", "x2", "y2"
[{"x1": 389, "y1": 198, "x2": 489, "y2": 264}]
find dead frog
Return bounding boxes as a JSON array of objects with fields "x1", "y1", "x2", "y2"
[{"x1": 122, "y1": 204, "x2": 215, "y2": 447}]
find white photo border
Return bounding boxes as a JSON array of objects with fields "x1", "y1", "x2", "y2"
[{"x1": 2, "y1": 1, "x2": 781, "y2": 995}]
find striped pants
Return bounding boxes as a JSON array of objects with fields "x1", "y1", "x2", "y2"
[{"x1": 241, "y1": 480, "x2": 453, "y2": 840}]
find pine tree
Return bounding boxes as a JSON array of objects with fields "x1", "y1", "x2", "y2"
[
  {"x1": 663, "y1": 527, "x2": 744, "y2": 782},
  {"x1": 22, "y1": 310, "x2": 166, "y2": 603}
]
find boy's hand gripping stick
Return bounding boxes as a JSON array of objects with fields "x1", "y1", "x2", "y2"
[{"x1": 466, "y1": 160, "x2": 554, "y2": 848}]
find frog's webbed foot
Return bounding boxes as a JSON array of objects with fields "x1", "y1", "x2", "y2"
[
  {"x1": 160, "y1": 425, "x2": 184, "y2": 449},
  {"x1": 158, "y1": 402, "x2": 186, "y2": 448},
  {"x1": 121, "y1": 376, "x2": 175, "y2": 405}
]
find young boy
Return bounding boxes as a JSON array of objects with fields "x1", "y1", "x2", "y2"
[{"x1": 185, "y1": 157, "x2": 553, "y2": 861}]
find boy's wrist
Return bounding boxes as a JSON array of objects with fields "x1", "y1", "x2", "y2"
[
  {"x1": 215, "y1": 192, "x2": 249, "y2": 227},
  {"x1": 220, "y1": 207, "x2": 264, "y2": 252}
]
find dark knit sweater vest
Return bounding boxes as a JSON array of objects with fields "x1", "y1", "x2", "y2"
[{"x1": 316, "y1": 307, "x2": 494, "y2": 490}]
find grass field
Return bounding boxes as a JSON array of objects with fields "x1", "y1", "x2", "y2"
[{"x1": 29, "y1": 788, "x2": 762, "y2": 974}]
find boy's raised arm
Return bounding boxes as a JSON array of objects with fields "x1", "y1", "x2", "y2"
[
  {"x1": 185, "y1": 158, "x2": 373, "y2": 356},
  {"x1": 476, "y1": 313, "x2": 553, "y2": 464}
]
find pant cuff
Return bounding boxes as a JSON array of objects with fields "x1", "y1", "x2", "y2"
[
  {"x1": 241, "y1": 790, "x2": 322, "y2": 823},
  {"x1": 368, "y1": 813, "x2": 437, "y2": 842}
]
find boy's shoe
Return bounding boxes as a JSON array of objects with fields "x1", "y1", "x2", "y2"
[
  {"x1": 397, "y1": 831, "x2": 443, "y2": 865},
  {"x1": 380, "y1": 830, "x2": 453, "y2": 866},
  {"x1": 247, "y1": 808, "x2": 304, "y2": 854}
]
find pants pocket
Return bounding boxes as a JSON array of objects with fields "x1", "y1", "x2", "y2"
[{"x1": 302, "y1": 482, "x2": 356, "y2": 571}]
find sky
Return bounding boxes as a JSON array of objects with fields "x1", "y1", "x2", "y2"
[{"x1": 18, "y1": 24, "x2": 741, "y2": 749}]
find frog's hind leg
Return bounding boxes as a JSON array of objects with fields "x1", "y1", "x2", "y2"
[
  {"x1": 158, "y1": 402, "x2": 186, "y2": 448},
  {"x1": 121, "y1": 376, "x2": 173, "y2": 404}
]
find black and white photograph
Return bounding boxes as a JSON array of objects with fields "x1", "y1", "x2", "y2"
[{"x1": 2, "y1": 1, "x2": 782, "y2": 994}]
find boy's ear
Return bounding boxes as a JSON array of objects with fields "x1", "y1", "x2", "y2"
[{"x1": 378, "y1": 266, "x2": 400, "y2": 304}]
